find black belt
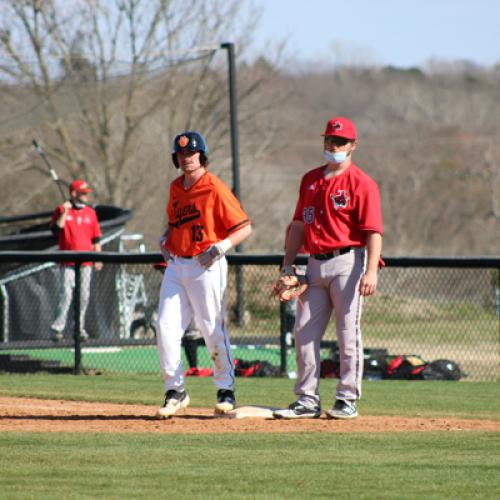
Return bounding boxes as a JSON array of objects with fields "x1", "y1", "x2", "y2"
[{"x1": 312, "y1": 247, "x2": 352, "y2": 260}]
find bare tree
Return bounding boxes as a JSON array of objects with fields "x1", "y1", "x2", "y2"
[
  {"x1": 0, "y1": 0, "x2": 280, "y2": 227},
  {"x1": 249, "y1": 65, "x2": 500, "y2": 256}
]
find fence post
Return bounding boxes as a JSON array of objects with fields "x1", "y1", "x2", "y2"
[
  {"x1": 279, "y1": 300, "x2": 287, "y2": 375},
  {"x1": 220, "y1": 42, "x2": 246, "y2": 326},
  {"x1": 494, "y1": 267, "x2": 500, "y2": 319},
  {"x1": 73, "y1": 262, "x2": 82, "y2": 374},
  {"x1": 235, "y1": 266, "x2": 245, "y2": 326}
]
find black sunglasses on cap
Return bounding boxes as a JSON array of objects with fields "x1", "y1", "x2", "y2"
[{"x1": 324, "y1": 136, "x2": 351, "y2": 147}]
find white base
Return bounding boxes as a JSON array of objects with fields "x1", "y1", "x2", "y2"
[{"x1": 224, "y1": 405, "x2": 279, "y2": 419}]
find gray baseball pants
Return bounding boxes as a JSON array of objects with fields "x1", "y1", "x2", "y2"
[
  {"x1": 51, "y1": 265, "x2": 92, "y2": 334},
  {"x1": 293, "y1": 247, "x2": 366, "y2": 407}
]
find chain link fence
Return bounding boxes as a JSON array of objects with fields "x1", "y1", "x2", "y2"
[{"x1": 0, "y1": 253, "x2": 498, "y2": 381}]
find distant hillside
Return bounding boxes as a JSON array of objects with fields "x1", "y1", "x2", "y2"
[
  {"x1": 240, "y1": 67, "x2": 500, "y2": 256},
  {"x1": 1, "y1": 66, "x2": 499, "y2": 256}
]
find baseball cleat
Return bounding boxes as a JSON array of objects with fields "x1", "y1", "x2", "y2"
[
  {"x1": 214, "y1": 389, "x2": 236, "y2": 414},
  {"x1": 273, "y1": 401, "x2": 321, "y2": 419},
  {"x1": 325, "y1": 399, "x2": 358, "y2": 420},
  {"x1": 49, "y1": 329, "x2": 63, "y2": 342},
  {"x1": 79, "y1": 331, "x2": 90, "y2": 342},
  {"x1": 156, "y1": 390, "x2": 190, "y2": 419}
]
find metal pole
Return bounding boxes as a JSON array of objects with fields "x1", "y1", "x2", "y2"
[
  {"x1": 220, "y1": 42, "x2": 241, "y2": 201},
  {"x1": 221, "y1": 42, "x2": 245, "y2": 326},
  {"x1": 279, "y1": 301, "x2": 288, "y2": 376},
  {"x1": 74, "y1": 263, "x2": 82, "y2": 374},
  {"x1": 32, "y1": 139, "x2": 67, "y2": 202}
]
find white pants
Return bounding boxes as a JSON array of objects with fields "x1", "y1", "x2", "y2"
[
  {"x1": 156, "y1": 256, "x2": 234, "y2": 392},
  {"x1": 51, "y1": 266, "x2": 92, "y2": 334}
]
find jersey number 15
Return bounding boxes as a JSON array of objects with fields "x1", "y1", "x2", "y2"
[{"x1": 191, "y1": 224, "x2": 204, "y2": 242}]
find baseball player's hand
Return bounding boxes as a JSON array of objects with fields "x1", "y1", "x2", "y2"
[
  {"x1": 198, "y1": 243, "x2": 224, "y2": 268},
  {"x1": 94, "y1": 262, "x2": 103, "y2": 271},
  {"x1": 280, "y1": 264, "x2": 295, "y2": 279},
  {"x1": 159, "y1": 235, "x2": 173, "y2": 262},
  {"x1": 58, "y1": 201, "x2": 71, "y2": 214},
  {"x1": 359, "y1": 270, "x2": 377, "y2": 296}
]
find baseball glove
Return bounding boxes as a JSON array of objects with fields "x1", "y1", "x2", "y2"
[{"x1": 272, "y1": 266, "x2": 308, "y2": 302}]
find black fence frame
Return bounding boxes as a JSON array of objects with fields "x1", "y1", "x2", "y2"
[{"x1": 0, "y1": 251, "x2": 499, "y2": 375}]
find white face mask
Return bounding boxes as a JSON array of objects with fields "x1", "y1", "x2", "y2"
[{"x1": 324, "y1": 150, "x2": 348, "y2": 164}]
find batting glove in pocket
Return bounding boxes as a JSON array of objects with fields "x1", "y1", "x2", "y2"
[
  {"x1": 159, "y1": 235, "x2": 173, "y2": 262},
  {"x1": 198, "y1": 243, "x2": 224, "y2": 269}
]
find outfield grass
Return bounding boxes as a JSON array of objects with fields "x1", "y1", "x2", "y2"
[{"x1": 1, "y1": 432, "x2": 498, "y2": 499}]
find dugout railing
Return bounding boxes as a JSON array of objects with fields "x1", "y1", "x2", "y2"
[{"x1": 0, "y1": 252, "x2": 498, "y2": 381}]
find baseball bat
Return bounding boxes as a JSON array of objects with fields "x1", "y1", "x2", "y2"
[{"x1": 32, "y1": 139, "x2": 67, "y2": 202}]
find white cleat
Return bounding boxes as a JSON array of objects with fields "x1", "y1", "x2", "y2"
[
  {"x1": 273, "y1": 401, "x2": 321, "y2": 419},
  {"x1": 156, "y1": 390, "x2": 190, "y2": 419},
  {"x1": 214, "y1": 389, "x2": 236, "y2": 415},
  {"x1": 325, "y1": 399, "x2": 358, "y2": 420}
]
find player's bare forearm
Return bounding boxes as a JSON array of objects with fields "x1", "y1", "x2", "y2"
[
  {"x1": 93, "y1": 242, "x2": 103, "y2": 270},
  {"x1": 227, "y1": 223, "x2": 252, "y2": 248},
  {"x1": 55, "y1": 201, "x2": 72, "y2": 228},
  {"x1": 199, "y1": 224, "x2": 252, "y2": 268},
  {"x1": 283, "y1": 220, "x2": 305, "y2": 267},
  {"x1": 360, "y1": 231, "x2": 382, "y2": 296},
  {"x1": 365, "y1": 232, "x2": 382, "y2": 272}
]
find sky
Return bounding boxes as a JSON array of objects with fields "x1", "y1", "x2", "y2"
[{"x1": 250, "y1": 0, "x2": 500, "y2": 69}]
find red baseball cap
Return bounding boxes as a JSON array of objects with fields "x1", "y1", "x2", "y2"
[
  {"x1": 69, "y1": 179, "x2": 92, "y2": 194},
  {"x1": 323, "y1": 117, "x2": 357, "y2": 140}
]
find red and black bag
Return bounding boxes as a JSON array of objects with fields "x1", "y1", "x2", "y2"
[{"x1": 384, "y1": 355, "x2": 427, "y2": 380}]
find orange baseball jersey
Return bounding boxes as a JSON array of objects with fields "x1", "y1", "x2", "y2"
[{"x1": 165, "y1": 172, "x2": 251, "y2": 256}]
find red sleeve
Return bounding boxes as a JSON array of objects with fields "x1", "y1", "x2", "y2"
[
  {"x1": 356, "y1": 180, "x2": 383, "y2": 235},
  {"x1": 292, "y1": 176, "x2": 307, "y2": 222}
]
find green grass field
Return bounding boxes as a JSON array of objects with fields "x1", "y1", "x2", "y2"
[
  {"x1": 2, "y1": 345, "x2": 295, "y2": 374},
  {"x1": 0, "y1": 374, "x2": 499, "y2": 499},
  {"x1": 2, "y1": 432, "x2": 498, "y2": 499}
]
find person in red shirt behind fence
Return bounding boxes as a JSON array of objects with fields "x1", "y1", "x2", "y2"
[{"x1": 49, "y1": 179, "x2": 102, "y2": 342}]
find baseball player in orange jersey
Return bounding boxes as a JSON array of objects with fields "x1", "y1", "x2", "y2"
[
  {"x1": 273, "y1": 116, "x2": 383, "y2": 420},
  {"x1": 156, "y1": 131, "x2": 252, "y2": 418}
]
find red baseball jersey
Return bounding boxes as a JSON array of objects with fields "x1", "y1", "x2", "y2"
[
  {"x1": 50, "y1": 205, "x2": 102, "y2": 266},
  {"x1": 293, "y1": 163, "x2": 383, "y2": 254},
  {"x1": 166, "y1": 172, "x2": 250, "y2": 257}
]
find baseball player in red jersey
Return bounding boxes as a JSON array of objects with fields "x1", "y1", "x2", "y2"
[
  {"x1": 273, "y1": 117, "x2": 383, "y2": 420},
  {"x1": 49, "y1": 179, "x2": 102, "y2": 342},
  {"x1": 156, "y1": 131, "x2": 252, "y2": 418}
]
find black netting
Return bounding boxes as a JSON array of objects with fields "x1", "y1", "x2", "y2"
[{"x1": 0, "y1": 254, "x2": 498, "y2": 381}]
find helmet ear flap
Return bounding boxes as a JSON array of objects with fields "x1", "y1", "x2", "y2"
[{"x1": 172, "y1": 153, "x2": 179, "y2": 168}]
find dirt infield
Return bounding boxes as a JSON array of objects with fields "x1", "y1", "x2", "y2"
[{"x1": 1, "y1": 397, "x2": 499, "y2": 434}]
